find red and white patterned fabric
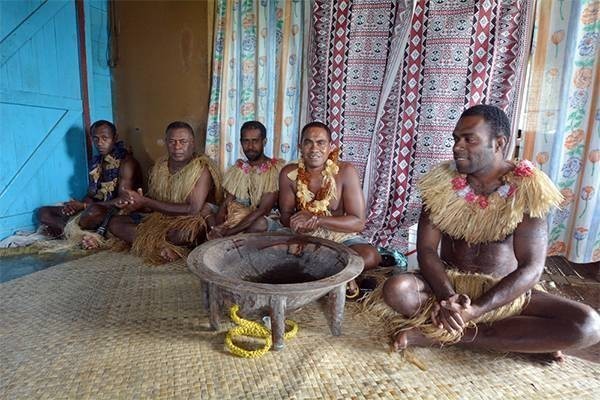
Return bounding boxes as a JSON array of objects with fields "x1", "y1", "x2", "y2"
[
  {"x1": 309, "y1": 0, "x2": 414, "y2": 180},
  {"x1": 308, "y1": 0, "x2": 534, "y2": 249}
]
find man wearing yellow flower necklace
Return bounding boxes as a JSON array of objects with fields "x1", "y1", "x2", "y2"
[
  {"x1": 209, "y1": 121, "x2": 284, "y2": 239},
  {"x1": 279, "y1": 122, "x2": 381, "y2": 296},
  {"x1": 367, "y1": 105, "x2": 600, "y2": 360}
]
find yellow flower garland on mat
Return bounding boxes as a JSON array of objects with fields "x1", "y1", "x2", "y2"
[
  {"x1": 225, "y1": 305, "x2": 298, "y2": 358},
  {"x1": 296, "y1": 148, "x2": 340, "y2": 215}
]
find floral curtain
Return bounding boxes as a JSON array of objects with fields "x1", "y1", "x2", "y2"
[
  {"x1": 205, "y1": 0, "x2": 309, "y2": 171},
  {"x1": 520, "y1": 0, "x2": 599, "y2": 263}
]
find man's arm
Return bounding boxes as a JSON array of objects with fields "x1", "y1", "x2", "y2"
[
  {"x1": 102, "y1": 156, "x2": 140, "y2": 206},
  {"x1": 469, "y1": 215, "x2": 547, "y2": 317},
  {"x1": 279, "y1": 164, "x2": 298, "y2": 227},
  {"x1": 223, "y1": 191, "x2": 278, "y2": 236},
  {"x1": 122, "y1": 167, "x2": 214, "y2": 216},
  {"x1": 416, "y1": 208, "x2": 456, "y2": 300},
  {"x1": 311, "y1": 163, "x2": 365, "y2": 233},
  {"x1": 214, "y1": 193, "x2": 235, "y2": 226},
  {"x1": 416, "y1": 208, "x2": 469, "y2": 332}
]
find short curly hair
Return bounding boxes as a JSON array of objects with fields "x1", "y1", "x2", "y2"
[
  {"x1": 300, "y1": 121, "x2": 332, "y2": 141},
  {"x1": 460, "y1": 104, "x2": 511, "y2": 139}
]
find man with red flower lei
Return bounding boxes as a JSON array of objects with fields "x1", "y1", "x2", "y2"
[
  {"x1": 209, "y1": 121, "x2": 284, "y2": 238},
  {"x1": 371, "y1": 105, "x2": 600, "y2": 361}
]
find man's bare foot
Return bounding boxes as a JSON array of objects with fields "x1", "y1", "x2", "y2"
[
  {"x1": 393, "y1": 329, "x2": 433, "y2": 351},
  {"x1": 526, "y1": 350, "x2": 565, "y2": 364},
  {"x1": 160, "y1": 247, "x2": 181, "y2": 262},
  {"x1": 40, "y1": 225, "x2": 62, "y2": 238},
  {"x1": 81, "y1": 234, "x2": 101, "y2": 250},
  {"x1": 346, "y1": 280, "x2": 360, "y2": 299}
]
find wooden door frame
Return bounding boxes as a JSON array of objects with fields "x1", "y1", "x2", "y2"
[{"x1": 75, "y1": 0, "x2": 92, "y2": 162}]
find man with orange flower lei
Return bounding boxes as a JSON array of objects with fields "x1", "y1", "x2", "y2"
[
  {"x1": 209, "y1": 121, "x2": 285, "y2": 238},
  {"x1": 279, "y1": 122, "x2": 381, "y2": 298},
  {"x1": 365, "y1": 105, "x2": 600, "y2": 361}
]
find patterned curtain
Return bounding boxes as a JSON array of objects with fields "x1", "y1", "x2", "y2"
[
  {"x1": 361, "y1": 0, "x2": 535, "y2": 249},
  {"x1": 520, "y1": 0, "x2": 600, "y2": 263},
  {"x1": 205, "y1": 0, "x2": 309, "y2": 171},
  {"x1": 308, "y1": 0, "x2": 415, "y2": 181}
]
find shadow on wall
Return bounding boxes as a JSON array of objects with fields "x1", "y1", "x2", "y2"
[
  {"x1": 123, "y1": 127, "x2": 153, "y2": 193},
  {"x1": 65, "y1": 126, "x2": 90, "y2": 201}
]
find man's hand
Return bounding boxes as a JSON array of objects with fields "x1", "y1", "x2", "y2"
[
  {"x1": 431, "y1": 293, "x2": 481, "y2": 334},
  {"x1": 290, "y1": 210, "x2": 318, "y2": 233},
  {"x1": 116, "y1": 188, "x2": 146, "y2": 212},
  {"x1": 62, "y1": 199, "x2": 86, "y2": 216},
  {"x1": 431, "y1": 302, "x2": 465, "y2": 334},
  {"x1": 440, "y1": 293, "x2": 481, "y2": 323},
  {"x1": 207, "y1": 225, "x2": 228, "y2": 240}
]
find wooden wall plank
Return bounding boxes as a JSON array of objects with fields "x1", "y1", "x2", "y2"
[
  {"x1": 0, "y1": 89, "x2": 82, "y2": 109},
  {"x1": 0, "y1": 0, "x2": 66, "y2": 65},
  {"x1": 0, "y1": 109, "x2": 84, "y2": 216}
]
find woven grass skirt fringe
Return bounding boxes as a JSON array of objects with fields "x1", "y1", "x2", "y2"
[
  {"x1": 363, "y1": 270, "x2": 532, "y2": 344},
  {"x1": 132, "y1": 212, "x2": 207, "y2": 264}
]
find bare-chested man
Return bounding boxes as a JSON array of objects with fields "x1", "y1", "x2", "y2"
[
  {"x1": 108, "y1": 121, "x2": 222, "y2": 264},
  {"x1": 279, "y1": 122, "x2": 381, "y2": 297},
  {"x1": 209, "y1": 121, "x2": 284, "y2": 239},
  {"x1": 377, "y1": 105, "x2": 600, "y2": 359},
  {"x1": 37, "y1": 120, "x2": 141, "y2": 242}
]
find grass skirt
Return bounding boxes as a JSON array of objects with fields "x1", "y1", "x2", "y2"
[{"x1": 362, "y1": 270, "x2": 532, "y2": 344}]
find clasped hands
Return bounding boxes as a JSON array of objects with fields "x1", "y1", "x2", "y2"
[
  {"x1": 115, "y1": 188, "x2": 146, "y2": 212},
  {"x1": 431, "y1": 293, "x2": 481, "y2": 335},
  {"x1": 290, "y1": 210, "x2": 319, "y2": 234},
  {"x1": 207, "y1": 225, "x2": 229, "y2": 240}
]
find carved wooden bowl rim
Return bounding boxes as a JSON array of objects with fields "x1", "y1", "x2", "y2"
[{"x1": 187, "y1": 232, "x2": 364, "y2": 296}]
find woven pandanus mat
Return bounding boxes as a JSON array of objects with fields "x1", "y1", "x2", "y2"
[{"x1": 1, "y1": 252, "x2": 598, "y2": 399}]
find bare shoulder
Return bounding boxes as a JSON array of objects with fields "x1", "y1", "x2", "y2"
[
  {"x1": 337, "y1": 161, "x2": 359, "y2": 180},
  {"x1": 280, "y1": 162, "x2": 299, "y2": 177},
  {"x1": 120, "y1": 154, "x2": 141, "y2": 171},
  {"x1": 338, "y1": 160, "x2": 357, "y2": 171}
]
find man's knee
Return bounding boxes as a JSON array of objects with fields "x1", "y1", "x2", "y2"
[
  {"x1": 382, "y1": 274, "x2": 420, "y2": 315},
  {"x1": 79, "y1": 204, "x2": 104, "y2": 230},
  {"x1": 363, "y1": 247, "x2": 381, "y2": 270},
  {"x1": 571, "y1": 305, "x2": 600, "y2": 348},
  {"x1": 37, "y1": 206, "x2": 54, "y2": 225},
  {"x1": 350, "y1": 244, "x2": 381, "y2": 270},
  {"x1": 246, "y1": 217, "x2": 268, "y2": 233}
]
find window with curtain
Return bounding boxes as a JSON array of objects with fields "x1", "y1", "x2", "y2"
[
  {"x1": 205, "y1": 0, "x2": 309, "y2": 171},
  {"x1": 520, "y1": 0, "x2": 599, "y2": 263}
]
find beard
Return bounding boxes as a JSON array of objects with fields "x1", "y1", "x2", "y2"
[{"x1": 245, "y1": 151, "x2": 261, "y2": 161}]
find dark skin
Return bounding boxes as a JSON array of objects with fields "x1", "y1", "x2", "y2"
[
  {"x1": 209, "y1": 128, "x2": 278, "y2": 238},
  {"x1": 279, "y1": 126, "x2": 381, "y2": 272},
  {"x1": 37, "y1": 124, "x2": 141, "y2": 238},
  {"x1": 383, "y1": 115, "x2": 600, "y2": 357},
  {"x1": 108, "y1": 127, "x2": 215, "y2": 261}
]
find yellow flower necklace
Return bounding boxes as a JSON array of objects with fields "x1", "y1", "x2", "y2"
[{"x1": 296, "y1": 148, "x2": 340, "y2": 216}]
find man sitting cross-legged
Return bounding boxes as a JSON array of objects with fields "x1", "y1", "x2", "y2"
[
  {"x1": 367, "y1": 105, "x2": 600, "y2": 361},
  {"x1": 208, "y1": 121, "x2": 284, "y2": 239},
  {"x1": 279, "y1": 122, "x2": 381, "y2": 298},
  {"x1": 108, "y1": 121, "x2": 222, "y2": 264},
  {"x1": 37, "y1": 120, "x2": 142, "y2": 247}
]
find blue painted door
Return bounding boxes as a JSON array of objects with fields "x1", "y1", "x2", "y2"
[{"x1": 0, "y1": 1, "x2": 89, "y2": 238}]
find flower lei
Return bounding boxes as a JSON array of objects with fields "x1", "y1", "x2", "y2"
[
  {"x1": 450, "y1": 159, "x2": 534, "y2": 209},
  {"x1": 296, "y1": 148, "x2": 340, "y2": 215},
  {"x1": 236, "y1": 158, "x2": 278, "y2": 174}
]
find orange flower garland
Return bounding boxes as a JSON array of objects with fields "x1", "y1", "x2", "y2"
[{"x1": 296, "y1": 148, "x2": 340, "y2": 215}]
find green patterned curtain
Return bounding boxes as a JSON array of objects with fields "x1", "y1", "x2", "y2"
[
  {"x1": 521, "y1": 0, "x2": 600, "y2": 263},
  {"x1": 205, "y1": 0, "x2": 309, "y2": 171}
]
